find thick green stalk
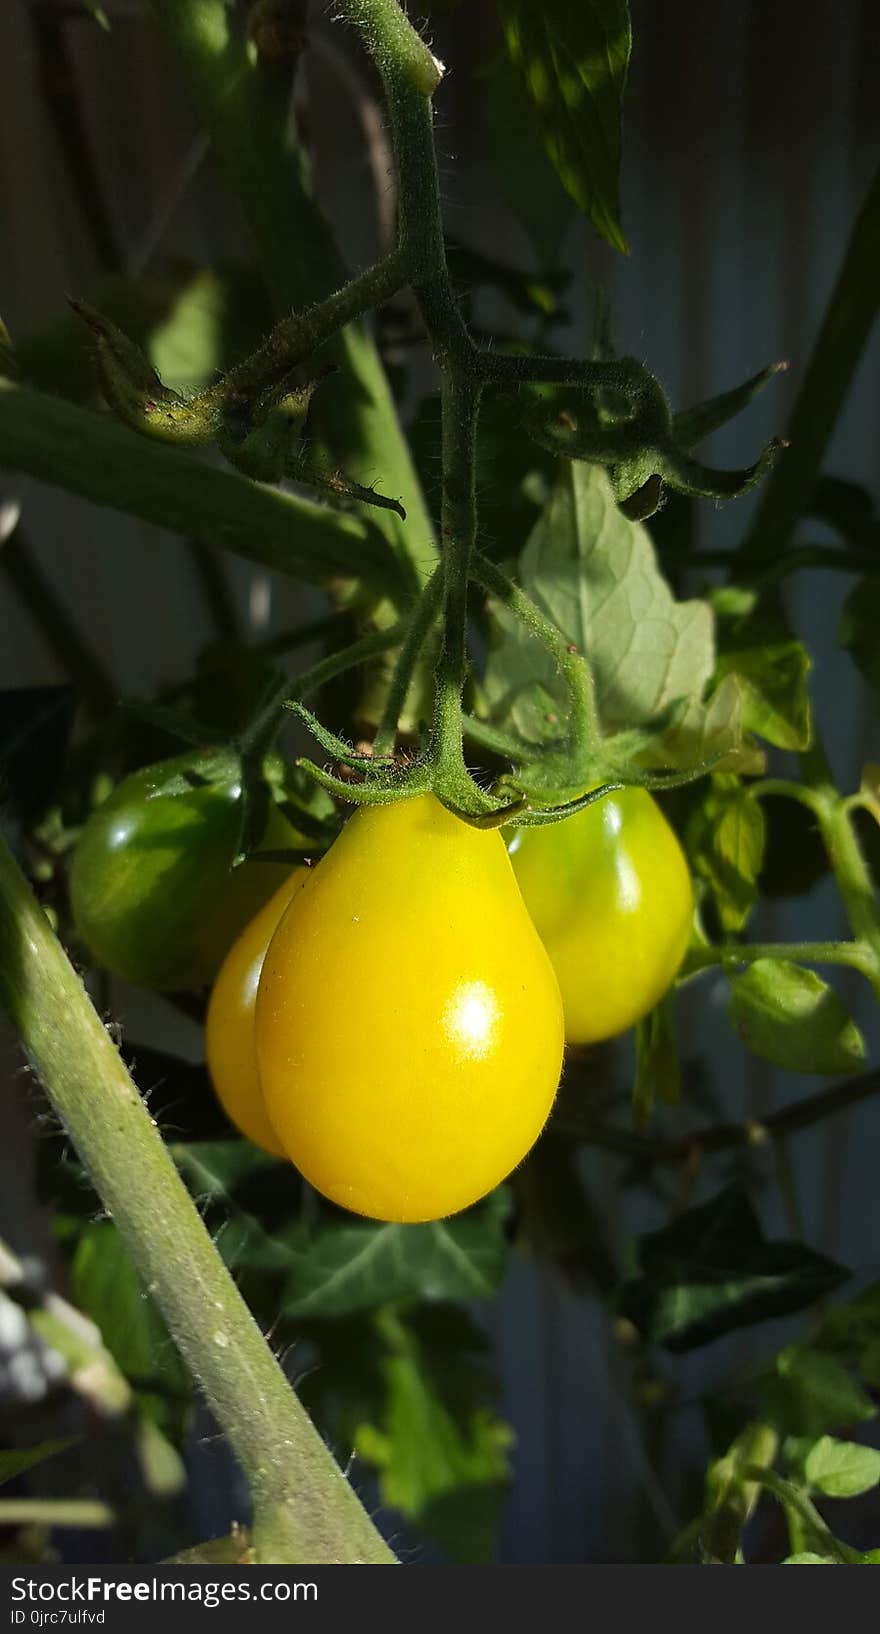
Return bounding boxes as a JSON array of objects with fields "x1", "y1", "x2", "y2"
[
  {"x1": 739, "y1": 164, "x2": 880, "y2": 568},
  {"x1": 433, "y1": 372, "x2": 481, "y2": 794},
  {"x1": 0, "y1": 379, "x2": 401, "y2": 596},
  {"x1": 0, "y1": 836, "x2": 395, "y2": 1565},
  {"x1": 144, "y1": 0, "x2": 436, "y2": 592}
]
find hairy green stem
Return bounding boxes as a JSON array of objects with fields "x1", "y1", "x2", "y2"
[
  {"x1": 0, "y1": 837, "x2": 394, "y2": 1566},
  {"x1": 0, "y1": 380, "x2": 401, "y2": 596},
  {"x1": 205, "y1": 251, "x2": 408, "y2": 408},
  {"x1": 815, "y1": 794, "x2": 880, "y2": 989},
  {"x1": 291, "y1": 622, "x2": 405, "y2": 702},
  {"x1": 433, "y1": 373, "x2": 482, "y2": 795},
  {"x1": 684, "y1": 937, "x2": 874, "y2": 980},
  {"x1": 372, "y1": 568, "x2": 444, "y2": 756}
]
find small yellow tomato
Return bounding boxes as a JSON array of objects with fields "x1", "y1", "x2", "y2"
[
  {"x1": 509, "y1": 788, "x2": 693, "y2": 1044},
  {"x1": 255, "y1": 794, "x2": 564, "y2": 1222},
  {"x1": 205, "y1": 868, "x2": 308, "y2": 1155}
]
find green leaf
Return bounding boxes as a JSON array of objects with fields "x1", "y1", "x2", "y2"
[
  {"x1": 484, "y1": 462, "x2": 757, "y2": 772},
  {"x1": 840, "y1": 575, "x2": 880, "y2": 695},
  {"x1": 618, "y1": 1185, "x2": 849, "y2": 1351},
  {"x1": 687, "y1": 775, "x2": 766, "y2": 933},
  {"x1": 353, "y1": 1307, "x2": 513, "y2": 1563},
  {"x1": 71, "y1": 1224, "x2": 191, "y2": 1434},
  {"x1": 713, "y1": 591, "x2": 813, "y2": 751},
  {"x1": 633, "y1": 994, "x2": 680, "y2": 1128},
  {"x1": 804, "y1": 1436, "x2": 880, "y2": 1499},
  {"x1": 783, "y1": 1553, "x2": 834, "y2": 1564},
  {"x1": 174, "y1": 1146, "x2": 511, "y2": 1317},
  {"x1": 727, "y1": 959, "x2": 866, "y2": 1075},
  {"x1": 281, "y1": 1190, "x2": 512, "y2": 1321},
  {"x1": 497, "y1": 0, "x2": 631, "y2": 254},
  {"x1": 0, "y1": 1441, "x2": 76, "y2": 1490},
  {"x1": 763, "y1": 1348, "x2": 876, "y2": 1440}
]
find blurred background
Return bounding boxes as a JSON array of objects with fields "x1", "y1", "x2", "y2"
[{"x1": 1, "y1": 0, "x2": 878, "y2": 1562}]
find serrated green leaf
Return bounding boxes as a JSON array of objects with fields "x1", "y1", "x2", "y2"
[
  {"x1": 713, "y1": 595, "x2": 812, "y2": 751},
  {"x1": 618, "y1": 1185, "x2": 849, "y2": 1351},
  {"x1": 0, "y1": 1441, "x2": 76, "y2": 1490},
  {"x1": 688, "y1": 776, "x2": 766, "y2": 932},
  {"x1": 281, "y1": 1190, "x2": 512, "y2": 1320},
  {"x1": 804, "y1": 1436, "x2": 880, "y2": 1499},
  {"x1": 783, "y1": 1552, "x2": 834, "y2": 1564},
  {"x1": 840, "y1": 575, "x2": 880, "y2": 695},
  {"x1": 484, "y1": 463, "x2": 756, "y2": 772},
  {"x1": 497, "y1": 0, "x2": 631, "y2": 254},
  {"x1": 727, "y1": 959, "x2": 866, "y2": 1075}
]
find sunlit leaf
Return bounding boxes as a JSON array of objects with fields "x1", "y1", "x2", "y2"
[
  {"x1": 485, "y1": 462, "x2": 757, "y2": 772},
  {"x1": 727, "y1": 959, "x2": 865, "y2": 1075},
  {"x1": 497, "y1": 0, "x2": 631, "y2": 253}
]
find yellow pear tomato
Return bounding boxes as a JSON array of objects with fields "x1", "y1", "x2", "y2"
[
  {"x1": 205, "y1": 868, "x2": 308, "y2": 1156},
  {"x1": 508, "y1": 787, "x2": 693, "y2": 1045},
  {"x1": 255, "y1": 793, "x2": 564, "y2": 1222}
]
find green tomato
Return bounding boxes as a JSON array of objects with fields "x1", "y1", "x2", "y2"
[
  {"x1": 69, "y1": 750, "x2": 301, "y2": 991},
  {"x1": 509, "y1": 787, "x2": 693, "y2": 1045}
]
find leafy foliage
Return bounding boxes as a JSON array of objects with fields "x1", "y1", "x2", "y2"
[
  {"x1": 727, "y1": 960, "x2": 866, "y2": 1075},
  {"x1": 485, "y1": 462, "x2": 757, "y2": 772},
  {"x1": 496, "y1": 0, "x2": 631, "y2": 253},
  {"x1": 618, "y1": 1186, "x2": 849, "y2": 1350}
]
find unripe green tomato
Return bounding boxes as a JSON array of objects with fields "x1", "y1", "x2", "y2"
[
  {"x1": 69, "y1": 750, "x2": 301, "y2": 991},
  {"x1": 509, "y1": 788, "x2": 693, "y2": 1044},
  {"x1": 255, "y1": 794, "x2": 565, "y2": 1222}
]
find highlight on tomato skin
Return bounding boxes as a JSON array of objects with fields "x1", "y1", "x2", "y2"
[
  {"x1": 254, "y1": 793, "x2": 565, "y2": 1224},
  {"x1": 508, "y1": 787, "x2": 694, "y2": 1046},
  {"x1": 205, "y1": 866, "x2": 309, "y2": 1157}
]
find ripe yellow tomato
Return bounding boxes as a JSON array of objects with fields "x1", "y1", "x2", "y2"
[
  {"x1": 509, "y1": 788, "x2": 693, "y2": 1044},
  {"x1": 255, "y1": 794, "x2": 564, "y2": 1222},
  {"x1": 205, "y1": 868, "x2": 308, "y2": 1156}
]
